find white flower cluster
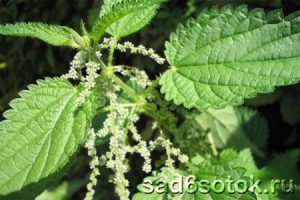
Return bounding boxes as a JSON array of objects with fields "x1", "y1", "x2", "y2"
[
  {"x1": 62, "y1": 39, "x2": 189, "y2": 200},
  {"x1": 81, "y1": 82, "x2": 189, "y2": 200},
  {"x1": 61, "y1": 51, "x2": 87, "y2": 80},
  {"x1": 100, "y1": 104, "x2": 131, "y2": 200},
  {"x1": 61, "y1": 50, "x2": 102, "y2": 107},
  {"x1": 93, "y1": 80, "x2": 154, "y2": 200},
  {"x1": 84, "y1": 129, "x2": 100, "y2": 200},
  {"x1": 129, "y1": 119, "x2": 152, "y2": 173},
  {"x1": 115, "y1": 66, "x2": 151, "y2": 89},
  {"x1": 101, "y1": 38, "x2": 165, "y2": 64},
  {"x1": 76, "y1": 60, "x2": 101, "y2": 106},
  {"x1": 149, "y1": 136, "x2": 189, "y2": 167}
]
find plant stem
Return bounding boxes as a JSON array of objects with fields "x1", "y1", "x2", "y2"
[
  {"x1": 207, "y1": 133, "x2": 218, "y2": 156},
  {"x1": 108, "y1": 38, "x2": 117, "y2": 67},
  {"x1": 93, "y1": 41, "x2": 175, "y2": 135},
  {"x1": 110, "y1": 73, "x2": 140, "y2": 101},
  {"x1": 160, "y1": 129, "x2": 175, "y2": 171}
]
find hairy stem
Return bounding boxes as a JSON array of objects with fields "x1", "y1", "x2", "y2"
[
  {"x1": 160, "y1": 129, "x2": 175, "y2": 171},
  {"x1": 110, "y1": 73, "x2": 140, "y2": 101},
  {"x1": 108, "y1": 38, "x2": 117, "y2": 67}
]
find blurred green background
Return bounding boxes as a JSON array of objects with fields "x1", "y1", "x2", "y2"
[{"x1": 0, "y1": 0, "x2": 300, "y2": 199}]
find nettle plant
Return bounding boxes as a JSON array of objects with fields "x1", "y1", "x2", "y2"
[{"x1": 1, "y1": 0, "x2": 300, "y2": 200}]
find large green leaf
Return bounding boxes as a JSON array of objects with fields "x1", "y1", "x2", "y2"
[
  {"x1": 160, "y1": 6, "x2": 300, "y2": 110},
  {"x1": 0, "y1": 23, "x2": 80, "y2": 47},
  {"x1": 0, "y1": 78, "x2": 97, "y2": 198},
  {"x1": 90, "y1": 0, "x2": 166, "y2": 40}
]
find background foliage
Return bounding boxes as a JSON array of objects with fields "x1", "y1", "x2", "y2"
[{"x1": 0, "y1": 0, "x2": 299, "y2": 199}]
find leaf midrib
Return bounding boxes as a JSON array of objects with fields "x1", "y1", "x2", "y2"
[{"x1": 173, "y1": 56, "x2": 300, "y2": 87}]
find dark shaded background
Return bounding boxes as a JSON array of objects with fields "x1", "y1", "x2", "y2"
[{"x1": 0, "y1": 0, "x2": 299, "y2": 199}]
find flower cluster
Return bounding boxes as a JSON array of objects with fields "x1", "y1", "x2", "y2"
[
  {"x1": 61, "y1": 50, "x2": 102, "y2": 106},
  {"x1": 76, "y1": 60, "x2": 101, "y2": 106},
  {"x1": 97, "y1": 95, "x2": 148, "y2": 199},
  {"x1": 149, "y1": 136, "x2": 189, "y2": 167},
  {"x1": 87, "y1": 79, "x2": 188, "y2": 200},
  {"x1": 84, "y1": 129, "x2": 100, "y2": 200},
  {"x1": 115, "y1": 65, "x2": 151, "y2": 89},
  {"x1": 100, "y1": 38, "x2": 165, "y2": 64},
  {"x1": 62, "y1": 37, "x2": 190, "y2": 200},
  {"x1": 61, "y1": 51, "x2": 87, "y2": 80}
]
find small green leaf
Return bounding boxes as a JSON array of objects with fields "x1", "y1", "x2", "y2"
[
  {"x1": 160, "y1": 6, "x2": 300, "y2": 110},
  {"x1": 90, "y1": 0, "x2": 166, "y2": 40},
  {"x1": 100, "y1": 0, "x2": 162, "y2": 38},
  {"x1": 0, "y1": 78, "x2": 98, "y2": 198},
  {"x1": 0, "y1": 23, "x2": 81, "y2": 47}
]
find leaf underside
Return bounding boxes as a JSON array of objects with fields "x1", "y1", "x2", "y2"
[
  {"x1": 160, "y1": 5, "x2": 300, "y2": 110},
  {"x1": 90, "y1": 0, "x2": 166, "y2": 40},
  {"x1": 0, "y1": 78, "x2": 95, "y2": 197},
  {"x1": 0, "y1": 22, "x2": 79, "y2": 47}
]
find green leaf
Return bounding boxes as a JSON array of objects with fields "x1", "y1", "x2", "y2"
[
  {"x1": 199, "y1": 106, "x2": 268, "y2": 155},
  {"x1": 0, "y1": 22, "x2": 80, "y2": 47},
  {"x1": 99, "y1": 0, "x2": 162, "y2": 38},
  {"x1": 0, "y1": 78, "x2": 97, "y2": 198},
  {"x1": 90, "y1": 0, "x2": 166, "y2": 40},
  {"x1": 160, "y1": 6, "x2": 300, "y2": 110}
]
